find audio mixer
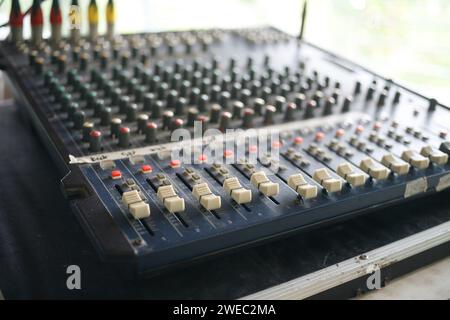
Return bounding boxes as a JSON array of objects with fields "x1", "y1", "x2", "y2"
[{"x1": 1, "y1": 1, "x2": 450, "y2": 276}]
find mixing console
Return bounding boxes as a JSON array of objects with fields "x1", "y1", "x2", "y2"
[{"x1": 1, "y1": 1, "x2": 449, "y2": 275}]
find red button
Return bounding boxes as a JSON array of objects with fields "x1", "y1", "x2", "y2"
[
  {"x1": 315, "y1": 132, "x2": 325, "y2": 142},
  {"x1": 335, "y1": 129, "x2": 345, "y2": 138},
  {"x1": 272, "y1": 140, "x2": 282, "y2": 149},
  {"x1": 198, "y1": 154, "x2": 208, "y2": 162},
  {"x1": 111, "y1": 170, "x2": 122, "y2": 179},
  {"x1": 141, "y1": 165, "x2": 152, "y2": 173},
  {"x1": 224, "y1": 150, "x2": 234, "y2": 158},
  {"x1": 197, "y1": 115, "x2": 207, "y2": 122},
  {"x1": 120, "y1": 126, "x2": 130, "y2": 134},
  {"x1": 170, "y1": 159, "x2": 181, "y2": 168},
  {"x1": 373, "y1": 122, "x2": 382, "y2": 131},
  {"x1": 248, "y1": 145, "x2": 258, "y2": 153},
  {"x1": 173, "y1": 118, "x2": 184, "y2": 127},
  {"x1": 90, "y1": 130, "x2": 102, "y2": 138},
  {"x1": 294, "y1": 137, "x2": 303, "y2": 145},
  {"x1": 147, "y1": 122, "x2": 158, "y2": 129},
  {"x1": 355, "y1": 125, "x2": 364, "y2": 134}
]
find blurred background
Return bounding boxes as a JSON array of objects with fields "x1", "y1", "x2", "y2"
[{"x1": 0, "y1": 0, "x2": 449, "y2": 105}]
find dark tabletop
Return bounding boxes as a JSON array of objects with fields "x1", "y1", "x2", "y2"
[{"x1": 0, "y1": 101, "x2": 449, "y2": 299}]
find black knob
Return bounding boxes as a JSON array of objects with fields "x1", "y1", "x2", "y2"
[
  {"x1": 100, "y1": 107, "x2": 112, "y2": 126},
  {"x1": 187, "y1": 108, "x2": 199, "y2": 127},
  {"x1": 190, "y1": 87, "x2": 200, "y2": 105},
  {"x1": 119, "y1": 96, "x2": 131, "y2": 114},
  {"x1": 167, "y1": 90, "x2": 178, "y2": 107},
  {"x1": 305, "y1": 100, "x2": 316, "y2": 119},
  {"x1": 251, "y1": 81, "x2": 261, "y2": 97},
  {"x1": 157, "y1": 82, "x2": 169, "y2": 101},
  {"x1": 263, "y1": 105, "x2": 276, "y2": 125},
  {"x1": 313, "y1": 91, "x2": 324, "y2": 108},
  {"x1": 61, "y1": 94, "x2": 72, "y2": 112},
  {"x1": 342, "y1": 96, "x2": 353, "y2": 113},
  {"x1": 175, "y1": 97, "x2": 187, "y2": 115},
  {"x1": 219, "y1": 91, "x2": 231, "y2": 110},
  {"x1": 180, "y1": 80, "x2": 191, "y2": 97},
  {"x1": 253, "y1": 98, "x2": 265, "y2": 116},
  {"x1": 219, "y1": 111, "x2": 232, "y2": 131},
  {"x1": 210, "y1": 85, "x2": 221, "y2": 102},
  {"x1": 89, "y1": 130, "x2": 102, "y2": 152},
  {"x1": 137, "y1": 114, "x2": 149, "y2": 133},
  {"x1": 169, "y1": 72, "x2": 181, "y2": 90},
  {"x1": 209, "y1": 104, "x2": 222, "y2": 123},
  {"x1": 134, "y1": 86, "x2": 145, "y2": 103},
  {"x1": 68, "y1": 102, "x2": 79, "y2": 121},
  {"x1": 294, "y1": 93, "x2": 306, "y2": 111},
  {"x1": 201, "y1": 78, "x2": 211, "y2": 95},
  {"x1": 198, "y1": 94, "x2": 209, "y2": 113},
  {"x1": 121, "y1": 53, "x2": 130, "y2": 68},
  {"x1": 332, "y1": 90, "x2": 340, "y2": 105},
  {"x1": 126, "y1": 103, "x2": 138, "y2": 122},
  {"x1": 144, "y1": 93, "x2": 155, "y2": 112},
  {"x1": 242, "y1": 108, "x2": 254, "y2": 128},
  {"x1": 151, "y1": 100, "x2": 163, "y2": 119},
  {"x1": 366, "y1": 85, "x2": 376, "y2": 101},
  {"x1": 73, "y1": 111, "x2": 86, "y2": 130},
  {"x1": 231, "y1": 83, "x2": 242, "y2": 100},
  {"x1": 82, "y1": 122, "x2": 94, "y2": 142},
  {"x1": 93, "y1": 100, "x2": 105, "y2": 117},
  {"x1": 393, "y1": 91, "x2": 401, "y2": 105},
  {"x1": 261, "y1": 87, "x2": 272, "y2": 101},
  {"x1": 240, "y1": 89, "x2": 251, "y2": 105},
  {"x1": 284, "y1": 102, "x2": 297, "y2": 121},
  {"x1": 323, "y1": 97, "x2": 335, "y2": 116},
  {"x1": 274, "y1": 96, "x2": 286, "y2": 113},
  {"x1": 354, "y1": 81, "x2": 362, "y2": 95},
  {"x1": 428, "y1": 99, "x2": 438, "y2": 112},
  {"x1": 119, "y1": 127, "x2": 131, "y2": 147},
  {"x1": 110, "y1": 118, "x2": 122, "y2": 138},
  {"x1": 145, "y1": 122, "x2": 158, "y2": 143},
  {"x1": 232, "y1": 101, "x2": 244, "y2": 119}
]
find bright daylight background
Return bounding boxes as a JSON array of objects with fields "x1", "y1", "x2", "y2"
[{"x1": 0, "y1": 0, "x2": 449, "y2": 105}]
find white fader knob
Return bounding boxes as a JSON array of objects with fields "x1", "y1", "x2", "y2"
[
  {"x1": 287, "y1": 174, "x2": 318, "y2": 199},
  {"x1": 401, "y1": 150, "x2": 430, "y2": 169},
  {"x1": 250, "y1": 171, "x2": 279, "y2": 197},
  {"x1": 336, "y1": 163, "x2": 367, "y2": 187},
  {"x1": 122, "y1": 190, "x2": 150, "y2": 219},
  {"x1": 157, "y1": 185, "x2": 185, "y2": 213},
  {"x1": 360, "y1": 158, "x2": 391, "y2": 180},
  {"x1": 420, "y1": 146, "x2": 448, "y2": 165},
  {"x1": 192, "y1": 183, "x2": 222, "y2": 211},
  {"x1": 313, "y1": 168, "x2": 342, "y2": 193},
  {"x1": 223, "y1": 177, "x2": 252, "y2": 204},
  {"x1": 381, "y1": 154, "x2": 410, "y2": 175}
]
